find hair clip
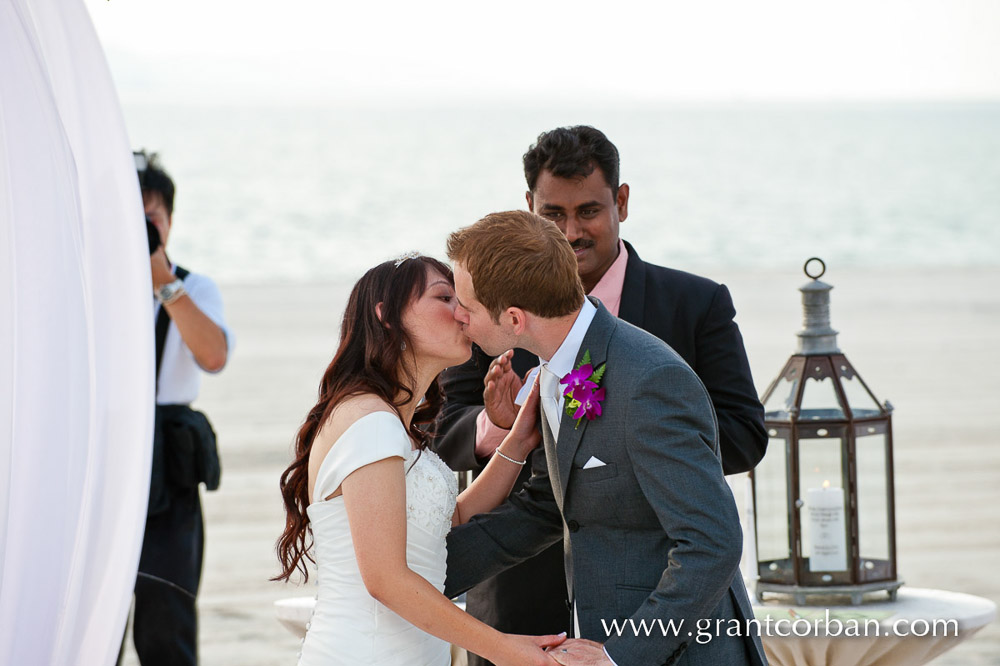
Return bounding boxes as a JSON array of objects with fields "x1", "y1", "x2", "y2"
[{"x1": 394, "y1": 251, "x2": 421, "y2": 268}]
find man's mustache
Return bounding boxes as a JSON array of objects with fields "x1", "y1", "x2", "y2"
[{"x1": 570, "y1": 239, "x2": 595, "y2": 251}]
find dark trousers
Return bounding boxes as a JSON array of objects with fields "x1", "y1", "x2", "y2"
[
  {"x1": 131, "y1": 488, "x2": 204, "y2": 666},
  {"x1": 466, "y1": 542, "x2": 570, "y2": 666}
]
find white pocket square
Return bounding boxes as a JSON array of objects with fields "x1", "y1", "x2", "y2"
[{"x1": 582, "y1": 456, "x2": 606, "y2": 469}]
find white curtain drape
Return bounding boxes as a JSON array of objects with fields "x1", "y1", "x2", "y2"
[{"x1": 1, "y1": 0, "x2": 153, "y2": 663}]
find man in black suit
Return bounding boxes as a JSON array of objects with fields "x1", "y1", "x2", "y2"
[{"x1": 432, "y1": 126, "x2": 767, "y2": 665}]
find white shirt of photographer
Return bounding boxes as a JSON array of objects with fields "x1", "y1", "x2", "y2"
[{"x1": 154, "y1": 266, "x2": 233, "y2": 405}]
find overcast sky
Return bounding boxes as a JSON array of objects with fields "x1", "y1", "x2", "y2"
[{"x1": 84, "y1": 0, "x2": 1000, "y2": 105}]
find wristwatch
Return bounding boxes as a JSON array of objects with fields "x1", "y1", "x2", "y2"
[{"x1": 155, "y1": 278, "x2": 186, "y2": 304}]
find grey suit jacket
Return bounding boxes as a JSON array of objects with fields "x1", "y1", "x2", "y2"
[{"x1": 446, "y1": 301, "x2": 767, "y2": 666}]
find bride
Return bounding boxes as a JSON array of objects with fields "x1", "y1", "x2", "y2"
[{"x1": 274, "y1": 254, "x2": 564, "y2": 665}]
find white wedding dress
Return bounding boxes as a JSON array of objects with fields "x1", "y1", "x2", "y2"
[{"x1": 297, "y1": 411, "x2": 458, "y2": 665}]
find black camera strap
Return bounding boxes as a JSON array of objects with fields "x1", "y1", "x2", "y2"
[{"x1": 155, "y1": 265, "x2": 190, "y2": 388}]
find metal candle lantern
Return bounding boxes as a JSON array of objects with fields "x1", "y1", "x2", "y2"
[{"x1": 753, "y1": 258, "x2": 902, "y2": 605}]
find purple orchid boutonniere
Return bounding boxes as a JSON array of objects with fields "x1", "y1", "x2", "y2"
[{"x1": 560, "y1": 350, "x2": 607, "y2": 429}]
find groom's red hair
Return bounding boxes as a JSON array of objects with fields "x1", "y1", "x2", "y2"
[{"x1": 447, "y1": 210, "x2": 584, "y2": 321}]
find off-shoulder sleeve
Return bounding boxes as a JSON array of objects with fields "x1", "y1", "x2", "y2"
[{"x1": 313, "y1": 412, "x2": 410, "y2": 501}]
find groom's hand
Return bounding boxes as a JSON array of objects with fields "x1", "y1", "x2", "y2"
[
  {"x1": 484, "y1": 349, "x2": 523, "y2": 429},
  {"x1": 547, "y1": 638, "x2": 614, "y2": 665}
]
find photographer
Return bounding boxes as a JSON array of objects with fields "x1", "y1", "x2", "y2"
[{"x1": 130, "y1": 151, "x2": 231, "y2": 666}]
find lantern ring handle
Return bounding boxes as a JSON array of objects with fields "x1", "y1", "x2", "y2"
[{"x1": 804, "y1": 257, "x2": 826, "y2": 280}]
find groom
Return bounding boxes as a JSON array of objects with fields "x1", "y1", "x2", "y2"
[{"x1": 444, "y1": 210, "x2": 766, "y2": 666}]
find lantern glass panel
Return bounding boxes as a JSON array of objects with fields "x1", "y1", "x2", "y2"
[
  {"x1": 856, "y1": 426, "x2": 892, "y2": 581},
  {"x1": 837, "y1": 365, "x2": 883, "y2": 418},
  {"x1": 800, "y1": 360, "x2": 845, "y2": 420},
  {"x1": 799, "y1": 434, "x2": 849, "y2": 575},
  {"x1": 755, "y1": 431, "x2": 792, "y2": 582},
  {"x1": 762, "y1": 361, "x2": 801, "y2": 420}
]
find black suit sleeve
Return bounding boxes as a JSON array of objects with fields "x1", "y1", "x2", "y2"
[
  {"x1": 696, "y1": 284, "x2": 767, "y2": 474},
  {"x1": 444, "y1": 445, "x2": 564, "y2": 598},
  {"x1": 430, "y1": 349, "x2": 492, "y2": 473}
]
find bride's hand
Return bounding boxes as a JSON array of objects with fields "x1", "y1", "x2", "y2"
[
  {"x1": 506, "y1": 372, "x2": 542, "y2": 457},
  {"x1": 491, "y1": 632, "x2": 565, "y2": 666},
  {"x1": 547, "y1": 638, "x2": 613, "y2": 665}
]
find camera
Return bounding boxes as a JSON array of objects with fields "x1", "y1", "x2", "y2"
[
  {"x1": 136, "y1": 150, "x2": 162, "y2": 255},
  {"x1": 146, "y1": 216, "x2": 162, "y2": 254}
]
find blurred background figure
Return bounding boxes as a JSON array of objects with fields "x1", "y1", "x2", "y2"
[{"x1": 123, "y1": 152, "x2": 233, "y2": 666}]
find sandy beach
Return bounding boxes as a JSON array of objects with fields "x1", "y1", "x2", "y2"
[{"x1": 119, "y1": 266, "x2": 1000, "y2": 665}]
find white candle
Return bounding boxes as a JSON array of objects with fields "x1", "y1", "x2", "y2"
[{"x1": 807, "y1": 483, "x2": 848, "y2": 572}]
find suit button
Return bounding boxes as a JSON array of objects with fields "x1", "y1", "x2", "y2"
[{"x1": 567, "y1": 520, "x2": 580, "y2": 532}]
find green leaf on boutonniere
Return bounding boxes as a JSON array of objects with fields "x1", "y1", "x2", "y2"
[{"x1": 589, "y1": 363, "x2": 606, "y2": 384}]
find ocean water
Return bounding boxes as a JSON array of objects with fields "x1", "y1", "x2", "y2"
[{"x1": 121, "y1": 102, "x2": 1000, "y2": 284}]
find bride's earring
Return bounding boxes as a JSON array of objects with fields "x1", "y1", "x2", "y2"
[{"x1": 401, "y1": 340, "x2": 406, "y2": 351}]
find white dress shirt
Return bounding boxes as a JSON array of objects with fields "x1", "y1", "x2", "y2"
[{"x1": 537, "y1": 298, "x2": 597, "y2": 438}]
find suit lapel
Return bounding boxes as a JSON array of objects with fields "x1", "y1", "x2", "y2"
[
  {"x1": 556, "y1": 299, "x2": 617, "y2": 502},
  {"x1": 617, "y1": 240, "x2": 646, "y2": 329}
]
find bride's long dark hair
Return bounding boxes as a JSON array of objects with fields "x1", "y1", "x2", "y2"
[{"x1": 274, "y1": 255, "x2": 453, "y2": 583}]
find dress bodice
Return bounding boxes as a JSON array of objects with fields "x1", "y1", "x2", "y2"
[
  {"x1": 297, "y1": 412, "x2": 457, "y2": 665},
  {"x1": 402, "y1": 446, "x2": 459, "y2": 539}
]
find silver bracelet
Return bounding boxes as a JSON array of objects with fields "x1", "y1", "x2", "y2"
[{"x1": 495, "y1": 448, "x2": 526, "y2": 466}]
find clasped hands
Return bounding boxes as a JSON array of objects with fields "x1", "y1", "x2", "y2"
[
  {"x1": 510, "y1": 635, "x2": 611, "y2": 666},
  {"x1": 545, "y1": 638, "x2": 614, "y2": 665}
]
